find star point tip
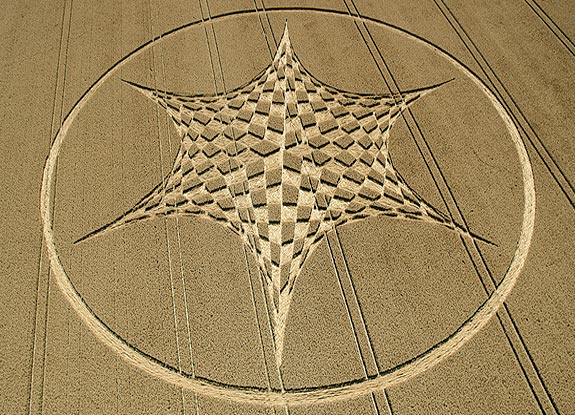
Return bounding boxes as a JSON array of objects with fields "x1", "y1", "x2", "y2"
[
  {"x1": 273, "y1": 21, "x2": 293, "y2": 62},
  {"x1": 418, "y1": 77, "x2": 456, "y2": 97},
  {"x1": 394, "y1": 77, "x2": 456, "y2": 111},
  {"x1": 122, "y1": 78, "x2": 156, "y2": 97},
  {"x1": 279, "y1": 21, "x2": 291, "y2": 48},
  {"x1": 451, "y1": 221, "x2": 497, "y2": 247},
  {"x1": 73, "y1": 220, "x2": 118, "y2": 245}
]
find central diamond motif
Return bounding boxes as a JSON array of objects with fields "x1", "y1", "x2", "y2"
[{"x1": 78, "y1": 24, "x2": 484, "y2": 365}]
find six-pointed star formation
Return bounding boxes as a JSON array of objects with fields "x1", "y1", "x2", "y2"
[{"x1": 78, "y1": 24, "x2": 489, "y2": 366}]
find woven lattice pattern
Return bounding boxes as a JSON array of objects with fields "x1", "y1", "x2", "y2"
[{"x1": 81, "y1": 25, "x2": 465, "y2": 364}]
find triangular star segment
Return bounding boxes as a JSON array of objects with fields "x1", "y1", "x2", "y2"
[{"x1": 77, "y1": 24, "x2": 487, "y2": 367}]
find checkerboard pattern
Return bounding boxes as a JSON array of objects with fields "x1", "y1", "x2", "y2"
[{"x1": 86, "y1": 25, "x2": 456, "y2": 363}]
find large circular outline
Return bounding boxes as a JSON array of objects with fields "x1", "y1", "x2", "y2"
[{"x1": 41, "y1": 8, "x2": 535, "y2": 407}]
